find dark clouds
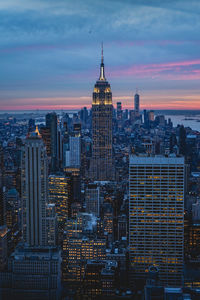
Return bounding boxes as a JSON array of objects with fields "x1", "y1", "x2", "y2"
[{"x1": 0, "y1": 0, "x2": 200, "y2": 109}]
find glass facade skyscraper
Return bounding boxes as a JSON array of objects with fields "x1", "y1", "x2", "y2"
[{"x1": 129, "y1": 155, "x2": 185, "y2": 286}]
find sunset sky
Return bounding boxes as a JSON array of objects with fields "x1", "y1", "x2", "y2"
[{"x1": 0, "y1": 0, "x2": 200, "y2": 110}]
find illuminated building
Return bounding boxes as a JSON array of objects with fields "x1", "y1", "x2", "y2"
[
  {"x1": 40, "y1": 126, "x2": 51, "y2": 156},
  {"x1": 103, "y1": 203, "x2": 113, "y2": 241},
  {"x1": 82, "y1": 260, "x2": 118, "y2": 299},
  {"x1": 91, "y1": 44, "x2": 114, "y2": 181},
  {"x1": 21, "y1": 129, "x2": 48, "y2": 247},
  {"x1": 134, "y1": 92, "x2": 140, "y2": 117},
  {"x1": 64, "y1": 236, "x2": 106, "y2": 285},
  {"x1": 129, "y1": 155, "x2": 184, "y2": 286},
  {"x1": 101, "y1": 261, "x2": 118, "y2": 297},
  {"x1": 64, "y1": 167, "x2": 81, "y2": 203},
  {"x1": 5, "y1": 189, "x2": 21, "y2": 252},
  {"x1": 49, "y1": 174, "x2": 71, "y2": 240},
  {"x1": 41, "y1": 112, "x2": 58, "y2": 172},
  {"x1": 85, "y1": 183, "x2": 100, "y2": 217},
  {"x1": 0, "y1": 128, "x2": 61, "y2": 300},
  {"x1": 62, "y1": 213, "x2": 105, "y2": 285},
  {"x1": 83, "y1": 260, "x2": 106, "y2": 298}
]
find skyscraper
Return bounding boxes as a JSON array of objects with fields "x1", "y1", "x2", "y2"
[
  {"x1": 117, "y1": 102, "x2": 122, "y2": 120},
  {"x1": 49, "y1": 174, "x2": 72, "y2": 234},
  {"x1": 85, "y1": 183, "x2": 100, "y2": 217},
  {"x1": 0, "y1": 128, "x2": 61, "y2": 300},
  {"x1": 134, "y1": 92, "x2": 140, "y2": 117},
  {"x1": 69, "y1": 131, "x2": 81, "y2": 168},
  {"x1": 21, "y1": 128, "x2": 48, "y2": 247},
  {"x1": 63, "y1": 124, "x2": 81, "y2": 169},
  {"x1": 129, "y1": 155, "x2": 184, "y2": 286},
  {"x1": 91, "y1": 45, "x2": 113, "y2": 181},
  {"x1": 46, "y1": 112, "x2": 58, "y2": 172}
]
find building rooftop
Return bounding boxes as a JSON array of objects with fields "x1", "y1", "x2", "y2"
[
  {"x1": 11, "y1": 245, "x2": 61, "y2": 261},
  {"x1": 130, "y1": 154, "x2": 184, "y2": 165}
]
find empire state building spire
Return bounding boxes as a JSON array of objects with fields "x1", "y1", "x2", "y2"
[
  {"x1": 99, "y1": 42, "x2": 105, "y2": 81},
  {"x1": 91, "y1": 44, "x2": 114, "y2": 181}
]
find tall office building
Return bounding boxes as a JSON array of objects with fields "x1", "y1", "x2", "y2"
[
  {"x1": 21, "y1": 128, "x2": 48, "y2": 247},
  {"x1": 85, "y1": 183, "x2": 100, "y2": 217},
  {"x1": 49, "y1": 174, "x2": 71, "y2": 232},
  {"x1": 134, "y1": 92, "x2": 140, "y2": 117},
  {"x1": 69, "y1": 136, "x2": 81, "y2": 168},
  {"x1": 0, "y1": 128, "x2": 61, "y2": 300},
  {"x1": 129, "y1": 155, "x2": 184, "y2": 286},
  {"x1": 46, "y1": 203, "x2": 57, "y2": 246},
  {"x1": 117, "y1": 102, "x2": 122, "y2": 120},
  {"x1": 64, "y1": 124, "x2": 81, "y2": 169},
  {"x1": 46, "y1": 112, "x2": 58, "y2": 171},
  {"x1": 62, "y1": 121, "x2": 70, "y2": 168},
  {"x1": 91, "y1": 45, "x2": 113, "y2": 181}
]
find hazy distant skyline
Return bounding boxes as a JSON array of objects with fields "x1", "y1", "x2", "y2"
[{"x1": 0, "y1": 0, "x2": 200, "y2": 110}]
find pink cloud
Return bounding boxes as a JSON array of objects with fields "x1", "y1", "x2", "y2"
[{"x1": 110, "y1": 59, "x2": 200, "y2": 80}]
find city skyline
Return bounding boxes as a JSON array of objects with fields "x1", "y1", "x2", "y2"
[{"x1": 1, "y1": 0, "x2": 200, "y2": 110}]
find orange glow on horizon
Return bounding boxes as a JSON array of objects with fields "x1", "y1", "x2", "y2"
[{"x1": 0, "y1": 93, "x2": 200, "y2": 111}]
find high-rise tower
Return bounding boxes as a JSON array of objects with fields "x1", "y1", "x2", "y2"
[
  {"x1": 0, "y1": 128, "x2": 61, "y2": 300},
  {"x1": 46, "y1": 112, "x2": 58, "y2": 172},
  {"x1": 134, "y1": 91, "x2": 140, "y2": 117},
  {"x1": 91, "y1": 44, "x2": 113, "y2": 181},
  {"x1": 21, "y1": 128, "x2": 48, "y2": 247},
  {"x1": 129, "y1": 155, "x2": 184, "y2": 286}
]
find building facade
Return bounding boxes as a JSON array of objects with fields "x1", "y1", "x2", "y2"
[
  {"x1": 21, "y1": 130, "x2": 48, "y2": 247},
  {"x1": 129, "y1": 155, "x2": 185, "y2": 286},
  {"x1": 0, "y1": 246, "x2": 61, "y2": 300},
  {"x1": 49, "y1": 174, "x2": 71, "y2": 235},
  {"x1": 85, "y1": 184, "x2": 100, "y2": 216},
  {"x1": 69, "y1": 136, "x2": 81, "y2": 168},
  {"x1": 46, "y1": 112, "x2": 58, "y2": 172},
  {"x1": 134, "y1": 92, "x2": 140, "y2": 117},
  {"x1": 91, "y1": 46, "x2": 114, "y2": 181}
]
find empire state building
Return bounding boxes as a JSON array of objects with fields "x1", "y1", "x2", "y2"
[{"x1": 91, "y1": 45, "x2": 114, "y2": 181}]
